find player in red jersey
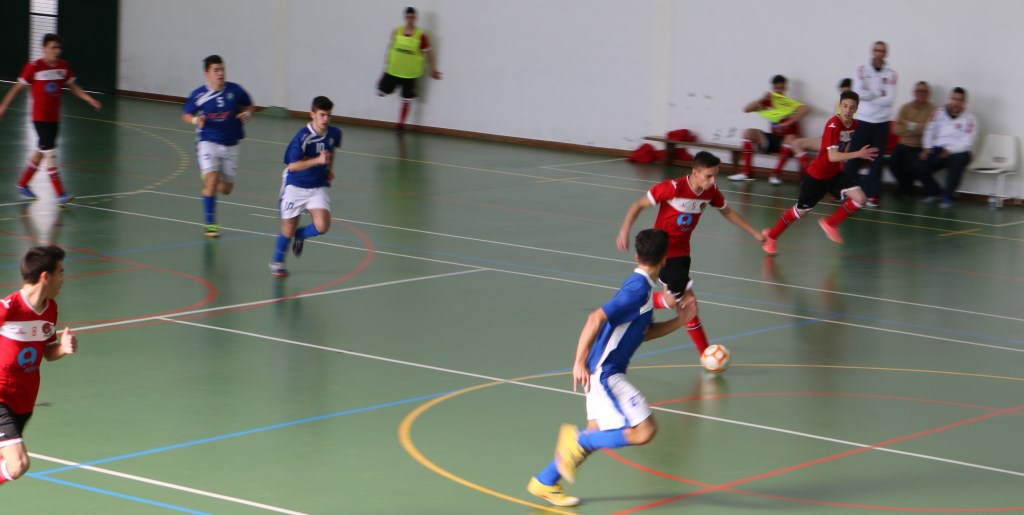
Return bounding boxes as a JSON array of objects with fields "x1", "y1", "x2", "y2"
[
  {"x1": 0, "y1": 34, "x2": 102, "y2": 205},
  {"x1": 617, "y1": 151, "x2": 764, "y2": 360},
  {"x1": 760, "y1": 90, "x2": 879, "y2": 255},
  {"x1": 0, "y1": 246, "x2": 77, "y2": 487}
]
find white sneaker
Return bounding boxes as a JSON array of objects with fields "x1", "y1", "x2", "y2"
[
  {"x1": 728, "y1": 173, "x2": 754, "y2": 182},
  {"x1": 768, "y1": 175, "x2": 782, "y2": 186}
]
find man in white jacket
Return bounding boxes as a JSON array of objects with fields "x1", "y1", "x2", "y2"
[
  {"x1": 844, "y1": 41, "x2": 897, "y2": 207},
  {"x1": 916, "y1": 87, "x2": 978, "y2": 208}
]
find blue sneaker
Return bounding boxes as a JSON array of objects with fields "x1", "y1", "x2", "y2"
[
  {"x1": 57, "y1": 192, "x2": 75, "y2": 206},
  {"x1": 269, "y1": 262, "x2": 289, "y2": 277},
  {"x1": 17, "y1": 185, "x2": 37, "y2": 200}
]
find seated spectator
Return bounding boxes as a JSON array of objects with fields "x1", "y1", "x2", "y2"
[
  {"x1": 889, "y1": 81, "x2": 937, "y2": 198},
  {"x1": 729, "y1": 75, "x2": 810, "y2": 185},
  {"x1": 788, "y1": 78, "x2": 853, "y2": 173},
  {"x1": 916, "y1": 87, "x2": 978, "y2": 208}
]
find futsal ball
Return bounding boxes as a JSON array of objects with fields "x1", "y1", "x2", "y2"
[{"x1": 700, "y1": 344, "x2": 731, "y2": 373}]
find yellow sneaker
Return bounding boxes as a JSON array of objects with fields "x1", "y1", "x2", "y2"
[
  {"x1": 554, "y1": 424, "x2": 587, "y2": 484},
  {"x1": 527, "y1": 477, "x2": 580, "y2": 507}
]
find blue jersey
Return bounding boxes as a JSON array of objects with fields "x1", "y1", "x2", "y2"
[
  {"x1": 586, "y1": 269, "x2": 656, "y2": 379},
  {"x1": 282, "y1": 124, "x2": 342, "y2": 189},
  {"x1": 183, "y1": 82, "x2": 252, "y2": 146}
]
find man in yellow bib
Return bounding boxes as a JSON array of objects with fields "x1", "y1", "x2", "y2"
[{"x1": 377, "y1": 7, "x2": 442, "y2": 133}]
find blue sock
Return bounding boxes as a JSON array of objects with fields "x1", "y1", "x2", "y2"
[
  {"x1": 272, "y1": 234, "x2": 290, "y2": 263},
  {"x1": 577, "y1": 428, "x2": 629, "y2": 452},
  {"x1": 295, "y1": 224, "x2": 321, "y2": 240},
  {"x1": 536, "y1": 459, "x2": 561, "y2": 486},
  {"x1": 202, "y1": 196, "x2": 216, "y2": 225}
]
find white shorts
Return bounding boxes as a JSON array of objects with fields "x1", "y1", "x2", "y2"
[
  {"x1": 279, "y1": 184, "x2": 331, "y2": 219},
  {"x1": 196, "y1": 141, "x2": 239, "y2": 181},
  {"x1": 586, "y1": 373, "x2": 651, "y2": 431}
]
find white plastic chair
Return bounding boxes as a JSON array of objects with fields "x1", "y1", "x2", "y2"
[{"x1": 964, "y1": 134, "x2": 1018, "y2": 208}]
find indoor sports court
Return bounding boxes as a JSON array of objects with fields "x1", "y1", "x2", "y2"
[
  {"x1": 1, "y1": 91, "x2": 1021, "y2": 514},
  {"x1": 2, "y1": 1, "x2": 1024, "y2": 513}
]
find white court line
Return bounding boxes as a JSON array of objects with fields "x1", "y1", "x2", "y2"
[
  {"x1": 68, "y1": 200, "x2": 1024, "y2": 346},
  {"x1": 141, "y1": 190, "x2": 1024, "y2": 325},
  {"x1": 0, "y1": 190, "x2": 144, "y2": 208},
  {"x1": 77, "y1": 269, "x2": 486, "y2": 332},
  {"x1": 30, "y1": 453, "x2": 307, "y2": 515},
  {"x1": 163, "y1": 318, "x2": 1024, "y2": 479}
]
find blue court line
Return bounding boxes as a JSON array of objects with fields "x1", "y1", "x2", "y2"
[
  {"x1": 26, "y1": 474, "x2": 209, "y2": 514},
  {"x1": 36, "y1": 389, "x2": 456, "y2": 476}
]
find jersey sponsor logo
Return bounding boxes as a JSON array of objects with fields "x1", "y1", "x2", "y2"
[
  {"x1": 41, "y1": 322, "x2": 54, "y2": 337},
  {"x1": 666, "y1": 198, "x2": 708, "y2": 215},
  {"x1": 17, "y1": 346, "x2": 39, "y2": 370},
  {"x1": 34, "y1": 69, "x2": 67, "y2": 81},
  {"x1": 45, "y1": 82, "x2": 61, "y2": 94}
]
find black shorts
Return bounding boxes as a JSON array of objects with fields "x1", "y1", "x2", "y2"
[
  {"x1": 759, "y1": 132, "x2": 784, "y2": 154},
  {"x1": 0, "y1": 404, "x2": 31, "y2": 444},
  {"x1": 377, "y1": 73, "x2": 419, "y2": 99},
  {"x1": 34, "y1": 121, "x2": 59, "y2": 151},
  {"x1": 797, "y1": 173, "x2": 859, "y2": 210},
  {"x1": 658, "y1": 256, "x2": 693, "y2": 299}
]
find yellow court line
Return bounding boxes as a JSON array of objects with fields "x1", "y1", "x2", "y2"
[
  {"x1": 939, "y1": 228, "x2": 982, "y2": 237},
  {"x1": 399, "y1": 364, "x2": 1024, "y2": 512}
]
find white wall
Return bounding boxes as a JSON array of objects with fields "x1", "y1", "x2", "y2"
[{"x1": 120, "y1": 0, "x2": 1024, "y2": 197}]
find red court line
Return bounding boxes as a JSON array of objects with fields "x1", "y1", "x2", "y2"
[{"x1": 610, "y1": 400, "x2": 1024, "y2": 514}]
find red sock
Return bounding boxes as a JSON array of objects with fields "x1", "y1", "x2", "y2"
[
  {"x1": 17, "y1": 161, "x2": 38, "y2": 187},
  {"x1": 797, "y1": 153, "x2": 811, "y2": 172},
  {"x1": 399, "y1": 100, "x2": 410, "y2": 126},
  {"x1": 652, "y1": 291, "x2": 671, "y2": 309},
  {"x1": 741, "y1": 140, "x2": 754, "y2": 175},
  {"x1": 824, "y1": 198, "x2": 861, "y2": 227},
  {"x1": 48, "y1": 166, "x2": 66, "y2": 196},
  {"x1": 772, "y1": 145, "x2": 793, "y2": 176},
  {"x1": 766, "y1": 206, "x2": 801, "y2": 240},
  {"x1": 686, "y1": 316, "x2": 709, "y2": 354}
]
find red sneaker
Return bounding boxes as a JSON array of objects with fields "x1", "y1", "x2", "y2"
[{"x1": 818, "y1": 219, "x2": 844, "y2": 244}]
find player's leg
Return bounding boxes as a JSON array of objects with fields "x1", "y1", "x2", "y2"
[
  {"x1": 197, "y1": 141, "x2": 225, "y2": 237},
  {"x1": 271, "y1": 185, "x2": 308, "y2": 276},
  {"x1": 940, "y1": 151, "x2": 971, "y2": 207},
  {"x1": 0, "y1": 407, "x2": 31, "y2": 485},
  {"x1": 216, "y1": 144, "x2": 239, "y2": 196},
  {"x1": 763, "y1": 178, "x2": 821, "y2": 250},
  {"x1": 888, "y1": 144, "x2": 916, "y2": 198},
  {"x1": 376, "y1": 72, "x2": 398, "y2": 97},
  {"x1": 790, "y1": 136, "x2": 818, "y2": 172},
  {"x1": 292, "y1": 193, "x2": 331, "y2": 257},
  {"x1": 731, "y1": 129, "x2": 766, "y2": 181},
  {"x1": 16, "y1": 147, "x2": 44, "y2": 200},
  {"x1": 396, "y1": 78, "x2": 418, "y2": 133},
  {"x1": 657, "y1": 258, "x2": 707, "y2": 355},
  {"x1": 820, "y1": 175, "x2": 866, "y2": 244},
  {"x1": 769, "y1": 134, "x2": 795, "y2": 185},
  {"x1": 916, "y1": 151, "x2": 943, "y2": 201},
  {"x1": 864, "y1": 122, "x2": 890, "y2": 206},
  {"x1": 842, "y1": 121, "x2": 875, "y2": 183}
]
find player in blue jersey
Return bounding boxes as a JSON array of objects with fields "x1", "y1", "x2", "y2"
[
  {"x1": 269, "y1": 96, "x2": 341, "y2": 277},
  {"x1": 527, "y1": 228, "x2": 697, "y2": 507},
  {"x1": 181, "y1": 55, "x2": 254, "y2": 238}
]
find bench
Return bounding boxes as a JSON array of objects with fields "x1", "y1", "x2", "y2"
[{"x1": 644, "y1": 135, "x2": 819, "y2": 181}]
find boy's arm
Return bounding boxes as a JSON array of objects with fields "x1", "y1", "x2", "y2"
[
  {"x1": 44, "y1": 327, "x2": 77, "y2": 361},
  {"x1": 572, "y1": 308, "x2": 606, "y2": 393},
  {"x1": 67, "y1": 82, "x2": 101, "y2": 111},
  {"x1": 778, "y1": 104, "x2": 810, "y2": 127},
  {"x1": 644, "y1": 298, "x2": 697, "y2": 341},
  {"x1": 718, "y1": 206, "x2": 765, "y2": 242},
  {"x1": 0, "y1": 83, "x2": 26, "y2": 119},
  {"x1": 616, "y1": 196, "x2": 653, "y2": 251}
]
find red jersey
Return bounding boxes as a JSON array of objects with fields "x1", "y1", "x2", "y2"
[
  {"x1": 18, "y1": 59, "x2": 76, "y2": 122},
  {"x1": 647, "y1": 177, "x2": 726, "y2": 258},
  {"x1": 806, "y1": 115, "x2": 857, "y2": 180},
  {"x1": 0, "y1": 291, "x2": 59, "y2": 415}
]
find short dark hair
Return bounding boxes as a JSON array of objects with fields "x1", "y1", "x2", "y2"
[
  {"x1": 691, "y1": 151, "x2": 720, "y2": 171},
  {"x1": 635, "y1": 229, "x2": 669, "y2": 266},
  {"x1": 840, "y1": 90, "x2": 860, "y2": 105},
  {"x1": 311, "y1": 96, "x2": 334, "y2": 112},
  {"x1": 204, "y1": 55, "x2": 223, "y2": 71},
  {"x1": 405, "y1": 6, "x2": 416, "y2": 15},
  {"x1": 838, "y1": 78, "x2": 852, "y2": 89},
  {"x1": 951, "y1": 87, "x2": 967, "y2": 97},
  {"x1": 42, "y1": 33, "x2": 63, "y2": 47},
  {"x1": 21, "y1": 245, "x2": 65, "y2": 284},
  {"x1": 771, "y1": 75, "x2": 787, "y2": 85}
]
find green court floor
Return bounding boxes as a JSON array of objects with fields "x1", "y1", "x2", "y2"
[{"x1": 1, "y1": 88, "x2": 1023, "y2": 514}]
